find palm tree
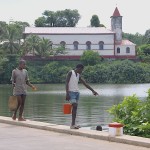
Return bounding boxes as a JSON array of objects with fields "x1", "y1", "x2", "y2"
[
  {"x1": 24, "y1": 35, "x2": 41, "y2": 55},
  {"x1": 0, "y1": 21, "x2": 7, "y2": 42},
  {"x1": 37, "y1": 38, "x2": 53, "y2": 57},
  {"x1": 2, "y1": 24, "x2": 21, "y2": 54}
]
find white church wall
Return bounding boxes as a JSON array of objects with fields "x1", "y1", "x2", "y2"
[
  {"x1": 38, "y1": 34, "x2": 114, "y2": 47},
  {"x1": 115, "y1": 45, "x2": 136, "y2": 55},
  {"x1": 39, "y1": 34, "x2": 114, "y2": 44},
  {"x1": 97, "y1": 50, "x2": 114, "y2": 55}
]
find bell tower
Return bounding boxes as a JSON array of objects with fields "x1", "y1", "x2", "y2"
[{"x1": 111, "y1": 7, "x2": 122, "y2": 43}]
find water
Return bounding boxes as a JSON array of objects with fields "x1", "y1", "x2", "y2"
[{"x1": 0, "y1": 83, "x2": 150, "y2": 129}]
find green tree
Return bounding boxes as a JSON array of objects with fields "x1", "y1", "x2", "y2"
[
  {"x1": 108, "y1": 89, "x2": 150, "y2": 138},
  {"x1": 23, "y1": 35, "x2": 41, "y2": 55},
  {"x1": 108, "y1": 60, "x2": 147, "y2": 83},
  {"x1": 63, "y1": 9, "x2": 80, "y2": 27},
  {"x1": 0, "y1": 21, "x2": 29, "y2": 55},
  {"x1": 137, "y1": 44, "x2": 150, "y2": 62},
  {"x1": 90, "y1": 15, "x2": 100, "y2": 27},
  {"x1": 90, "y1": 15, "x2": 105, "y2": 27},
  {"x1": 145, "y1": 29, "x2": 150, "y2": 44},
  {"x1": 139, "y1": 44, "x2": 150, "y2": 55},
  {"x1": 14, "y1": 21, "x2": 29, "y2": 37},
  {"x1": 35, "y1": 9, "x2": 80, "y2": 27},
  {"x1": 80, "y1": 50, "x2": 101, "y2": 66},
  {"x1": 53, "y1": 45, "x2": 66, "y2": 56},
  {"x1": 0, "y1": 57, "x2": 8, "y2": 75},
  {"x1": 122, "y1": 32, "x2": 146, "y2": 46},
  {"x1": 34, "y1": 17, "x2": 47, "y2": 27},
  {"x1": 36, "y1": 38, "x2": 53, "y2": 57},
  {"x1": 43, "y1": 11, "x2": 56, "y2": 27},
  {"x1": 1, "y1": 24, "x2": 20, "y2": 54},
  {"x1": 41, "y1": 62, "x2": 70, "y2": 83},
  {"x1": 0, "y1": 21, "x2": 7, "y2": 42},
  {"x1": 0, "y1": 54, "x2": 19, "y2": 83}
]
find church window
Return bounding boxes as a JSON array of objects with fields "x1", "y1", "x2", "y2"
[
  {"x1": 126, "y1": 47, "x2": 130, "y2": 53},
  {"x1": 60, "y1": 41, "x2": 66, "y2": 48},
  {"x1": 99, "y1": 41, "x2": 104, "y2": 50},
  {"x1": 73, "y1": 41, "x2": 79, "y2": 50},
  {"x1": 86, "y1": 41, "x2": 91, "y2": 50},
  {"x1": 117, "y1": 47, "x2": 120, "y2": 53}
]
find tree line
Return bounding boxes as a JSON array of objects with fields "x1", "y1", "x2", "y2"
[{"x1": 0, "y1": 54, "x2": 150, "y2": 84}]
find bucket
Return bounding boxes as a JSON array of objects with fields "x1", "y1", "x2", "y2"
[
  {"x1": 63, "y1": 103, "x2": 72, "y2": 114},
  {"x1": 108, "y1": 122, "x2": 124, "y2": 137}
]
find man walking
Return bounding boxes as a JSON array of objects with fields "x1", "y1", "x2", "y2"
[
  {"x1": 66, "y1": 64, "x2": 98, "y2": 129},
  {"x1": 11, "y1": 59, "x2": 36, "y2": 121}
]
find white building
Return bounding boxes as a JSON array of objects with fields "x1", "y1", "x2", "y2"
[{"x1": 23, "y1": 7, "x2": 136, "y2": 59}]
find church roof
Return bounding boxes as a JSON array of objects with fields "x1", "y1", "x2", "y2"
[
  {"x1": 112, "y1": 7, "x2": 121, "y2": 17},
  {"x1": 116, "y1": 40, "x2": 136, "y2": 46},
  {"x1": 24, "y1": 27, "x2": 115, "y2": 35}
]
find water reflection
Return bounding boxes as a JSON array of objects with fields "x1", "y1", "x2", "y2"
[{"x1": 0, "y1": 83, "x2": 149, "y2": 128}]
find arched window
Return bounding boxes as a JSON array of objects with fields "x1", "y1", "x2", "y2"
[
  {"x1": 126, "y1": 47, "x2": 130, "y2": 53},
  {"x1": 73, "y1": 41, "x2": 79, "y2": 50},
  {"x1": 86, "y1": 41, "x2": 91, "y2": 50},
  {"x1": 117, "y1": 47, "x2": 120, "y2": 53},
  {"x1": 60, "y1": 41, "x2": 66, "y2": 48},
  {"x1": 99, "y1": 41, "x2": 104, "y2": 50}
]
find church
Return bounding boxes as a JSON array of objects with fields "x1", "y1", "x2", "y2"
[{"x1": 23, "y1": 7, "x2": 136, "y2": 60}]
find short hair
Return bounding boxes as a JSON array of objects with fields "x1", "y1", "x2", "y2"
[
  {"x1": 19, "y1": 59, "x2": 26, "y2": 65},
  {"x1": 76, "y1": 64, "x2": 84, "y2": 69}
]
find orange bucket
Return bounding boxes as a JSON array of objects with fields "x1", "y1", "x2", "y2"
[{"x1": 63, "y1": 103, "x2": 72, "y2": 114}]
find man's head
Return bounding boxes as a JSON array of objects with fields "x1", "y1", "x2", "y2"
[
  {"x1": 75, "y1": 64, "x2": 84, "y2": 74},
  {"x1": 19, "y1": 59, "x2": 26, "y2": 70}
]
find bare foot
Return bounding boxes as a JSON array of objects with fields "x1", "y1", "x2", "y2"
[
  {"x1": 18, "y1": 117, "x2": 26, "y2": 121},
  {"x1": 12, "y1": 114, "x2": 16, "y2": 120}
]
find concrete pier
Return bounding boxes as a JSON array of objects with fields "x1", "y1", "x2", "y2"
[{"x1": 0, "y1": 116, "x2": 150, "y2": 150}]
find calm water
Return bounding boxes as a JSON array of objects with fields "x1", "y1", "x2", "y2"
[{"x1": 0, "y1": 83, "x2": 150, "y2": 128}]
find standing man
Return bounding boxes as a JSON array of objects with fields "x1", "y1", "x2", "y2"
[
  {"x1": 11, "y1": 59, "x2": 36, "y2": 121},
  {"x1": 66, "y1": 64, "x2": 98, "y2": 129}
]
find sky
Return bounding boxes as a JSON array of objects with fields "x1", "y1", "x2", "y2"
[{"x1": 0, "y1": 0, "x2": 150, "y2": 34}]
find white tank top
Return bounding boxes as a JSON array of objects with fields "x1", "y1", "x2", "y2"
[{"x1": 69, "y1": 70, "x2": 80, "y2": 92}]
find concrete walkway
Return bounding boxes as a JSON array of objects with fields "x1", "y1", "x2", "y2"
[{"x1": 0, "y1": 116, "x2": 150, "y2": 150}]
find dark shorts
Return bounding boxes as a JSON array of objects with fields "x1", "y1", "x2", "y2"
[{"x1": 15, "y1": 94, "x2": 26, "y2": 97}]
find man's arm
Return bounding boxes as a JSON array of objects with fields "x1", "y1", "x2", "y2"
[
  {"x1": 11, "y1": 70, "x2": 16, "y2": 88},
  {"x1": 26, "y1": 80, "x2": 36, "y2": 90},
  {"x1": 80, "y1": 77, "x2": 98, "y2": 96},
  {"x1": 65, "y1": 71, "x2": 72, "y2": 100},
  {"x1": 25, "y1": 70, "x2": 36, "y2": 90}
]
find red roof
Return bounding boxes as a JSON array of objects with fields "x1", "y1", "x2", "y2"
[
  {"x1": 120, "y1": 40, "x2": 136, "y2": 45},
  {"x1": 112, "y1": 7, "x2": 121, "y2": 17}
]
